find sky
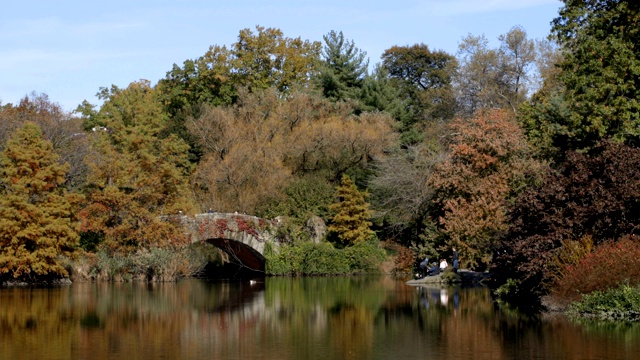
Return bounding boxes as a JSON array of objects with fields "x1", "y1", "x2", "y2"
[{"x1": 1, "y1": 0, "x2": 563, "y2": 112}]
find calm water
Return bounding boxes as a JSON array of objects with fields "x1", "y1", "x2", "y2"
[{"x1": 1, "y1": 276, "x2": 639, "y2": 360}]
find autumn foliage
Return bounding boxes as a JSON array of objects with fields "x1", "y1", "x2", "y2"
[
  {"x1": 429, "y1": 109, "x2": 542, "y2": 268},
  {"x1": 189, "y1": 88, "x2": 395, "y2": 215},
  {"x1": 493, "y1": 141, "x2": 640, "y2": 299},
  {"x1": 0, "y1": 123, "x2": 81, "y2": 282},
  {"x1": 79, "y1": 81, "x2": 196, "y2": 253},
  {"x1": 4, "y1": 17, "x2": 640, "y2": 292},
  {"x1": 328, "y1": 174, "x2": 375, "y2": 247},
  {"x1": 552, "y1": 235, "x2": 640, "y2": 301}
]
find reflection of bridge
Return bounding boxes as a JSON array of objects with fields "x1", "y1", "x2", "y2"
[{"x1": 166, "y1": 213, "x2": 280, "y2": 272}]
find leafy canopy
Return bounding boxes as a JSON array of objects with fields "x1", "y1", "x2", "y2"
[
  {"x1": 539, "y1": 0, "x2": 640, "y2": 155},
  {"x1": 0, "y1": 122, "x2": 81, "y2": 281},
  {"x1": 79, "y1": 81, "x2": 195, "y2": 253}
]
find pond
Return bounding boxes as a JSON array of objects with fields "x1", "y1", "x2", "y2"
[{"x1": 1, "y1": 276, "x2": 638, "y2": 360}]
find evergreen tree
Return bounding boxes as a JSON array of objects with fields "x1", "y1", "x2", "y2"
[
  {"x1": 545, "y1": 0, "x2": 640, "y2": 155},
  {"x1": 328, "y1": 174, "x2": 375, "y2": 247},
  {"x1": 360, "y1": 64, "x2": 411, "y2": 124},
  {"x1": 0, "y1": 122, "x2": 81, "y2": 282},
  {"x1": 79, "y1": 81, "x2": 196, "y2": 253},
  {"x1": 318, "y1": 30, "x2": 369, "y2": 101}
]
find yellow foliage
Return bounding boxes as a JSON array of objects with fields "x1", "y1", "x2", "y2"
[{"x1": 189, "y1": 88, "x2": 396, "y2": 214}]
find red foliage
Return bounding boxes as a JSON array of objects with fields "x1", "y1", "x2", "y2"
[
  {"x1": 493, "y1": 141, "x2": 640, "y2": 299},
  {"x1": 215, "y1": 218, "x2": 229, "y2": 238},
  {"x1": 382, "y1": 241, "x2": 415, "y2": 274},
  {"x1": 233, "y1": 216, "x2": 259, "y2": 237},
  {"x1": 553, "y1": 235, "x2": 640, "y2": 300}
]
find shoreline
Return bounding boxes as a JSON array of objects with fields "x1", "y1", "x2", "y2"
[{"x1": 406, "y1": 269, "x2": 490, "y2": 286}]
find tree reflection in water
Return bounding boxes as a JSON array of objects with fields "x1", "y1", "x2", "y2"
[{"x1": 0, "y1": 277, "x2": 639, "y2": 360}]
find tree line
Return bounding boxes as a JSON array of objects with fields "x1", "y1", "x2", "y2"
[{"x1": 1, "y1": 1, "x2": 639, "y2": 308}]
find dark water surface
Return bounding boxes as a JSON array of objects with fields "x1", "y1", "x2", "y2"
[{"x1": 1, "y1": 276, "x2": 639, "y2": 360}]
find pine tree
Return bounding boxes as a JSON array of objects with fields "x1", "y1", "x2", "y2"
[
  {"x1": 542, "y1": 0, "x2": 640, "y2": 156},
  {"x1": 328, "y1": 174, "x2": 375, "y2": 246},
  {"x1": 318, "y1": 31, "x2": 369, "y2": 101},
  {"x1": 0, "y1": 122, "x2": 81, "y2": 282}
]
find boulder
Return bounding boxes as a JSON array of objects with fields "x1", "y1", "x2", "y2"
[{"x1": 305, "y1": 216, "x2": 327, "y2": 243}]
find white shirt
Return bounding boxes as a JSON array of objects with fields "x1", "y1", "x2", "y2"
[{"x1": 439, "y1": 260, "x2": 448, "y2": 270}]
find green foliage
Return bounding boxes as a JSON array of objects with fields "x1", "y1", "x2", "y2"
[
  {"x1": 494, "y1": 278, "x2": 521, "y2": 304},
  {"x1": 233, "y1": 26, "x2": 322, "y2": 92},
  {"x1": 343, "y1": 241, "x2": 387, "y2": 274},
  {"x1": 0, "y1": 122, "x2": 82, "y2": 282},
  {"x1": 256, "y1": 175, "x2": 334, "y2": 223},
  {"x1": 299, "y1": 242, "x2": 350, "y2": 275},
  {"x1": 440, "y1": 270, "x2": 461, "y2": 284},
  {"x1": 317, "y1": 30, "x2": 369, "y2": 101},
  {"x1": 381, "y1": 43, "x2": 457, "y2": 135},
  {"x1": 328, "y1": 174, "x2": 375, "y2": 247},
  {"x1": 360, "y1": 65, "x2": 411, "y2": 124},
  {"x1": 264, "y1": 242, "x2": 300, "y2": 276},
  {"x1": 264, "y1": 240, "x2": 386, "y2": 276},
  {"x1": 264, "y1": 241, "x2": 347, "y2": 276},
  {"x1": 568, "y1": 283, "x2": 640, "y2": 322},
  {"x1": 531, "y1": 0, "x2": 640, "y2": 157},
  {"x1": 79, "y1": 230, "x2": 104, "y2": 252},
  {"x1": 157, "y1": 26, "x2": 322, "y2": 158},
  {"x1": 160, "y1": 25, "x2": 322, "y2": 105}
]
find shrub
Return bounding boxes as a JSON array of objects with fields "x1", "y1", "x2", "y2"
[
  {"x1": 547, "y1": 235, "x2": 595, "y2": 288},
  {"x1": 568, "y1": 283, "x2": 640, "y2": 322},
  {"x1": 299, "y1": 242, "x2": 350, "y2": 275},
  {"x1": 265, "y1": 240, "x2": 387, "y2": 276},
  {"x1": 344, "y1": 241, "x2": 387, "y2": 274},
  {"x1": 382, "y1": 241, "x2": 415, "y2": 274},
  {"x1": 494, "y1": 278, "x2": 519, "y2": 303},
  {"x1": 79, "y1": 242, "x2": 219, "y2": 282},
  {"x1": 553, "y1": 235, "x2": 640, "y2": 300},
  {"x1": 264, "y1": 242, "x2": 304, "y2": 276},
  {"x1": 492, "y1": 142, "x2": 640, "y2": 301}
]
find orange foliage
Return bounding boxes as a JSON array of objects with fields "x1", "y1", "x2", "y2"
[
  {"x1": 430, "y1": 109, "x2": 542, "y2": 267},
  {"x1": 189, "y1": 88, "x2": 395, "y2": 214}
]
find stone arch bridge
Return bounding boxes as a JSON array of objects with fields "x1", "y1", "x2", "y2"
[{"x1": 164, "y1": 213, "x2": 280, "y2": 272}]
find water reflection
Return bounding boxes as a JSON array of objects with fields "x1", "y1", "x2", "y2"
[{"x1": 0, "y1": 277, "x2": 639, "y2": 360}]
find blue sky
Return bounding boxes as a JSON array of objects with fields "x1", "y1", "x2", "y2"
[{"x1": 1, "y1": 0, "x2": 562, "y2": 112}]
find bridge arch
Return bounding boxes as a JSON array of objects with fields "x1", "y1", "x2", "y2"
[{"x1": 169, "y1": 213, "x2": 280, "y2": 271}]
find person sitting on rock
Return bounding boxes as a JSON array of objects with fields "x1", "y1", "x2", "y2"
[
  {"x1": 439, "y1": 259, "x2": 448, "y2": 272},
  {"x1": 428, "y1": 262, "x2": 439, "y2": 276}
]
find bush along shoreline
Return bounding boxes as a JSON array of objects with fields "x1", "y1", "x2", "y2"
[{"x1": 566, "y1": 283, "x2": 640, "y2": 322}]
